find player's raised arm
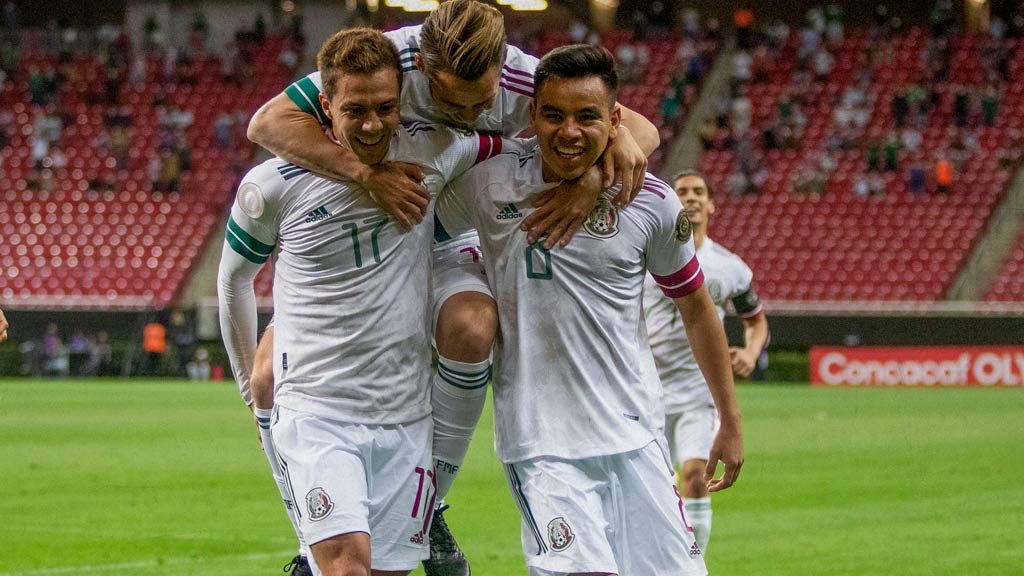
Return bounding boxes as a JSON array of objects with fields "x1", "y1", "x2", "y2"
[
  {"x1": 247, "y1": 77, "x2": 429, "y2": 229},
  {"x1": 673, "y1": 286, "x2": 744, "y2": 492}
]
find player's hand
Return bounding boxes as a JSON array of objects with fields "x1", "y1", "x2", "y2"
[
  {"x1": 0, "y1": 308, "x2": 7, "y2": 342},
  {"x1": 706, "y1": 418, "x2": 743, "y2": 493},
  {"x1": 362, "y1": 162, "x2": 429, "y2": 230},
  {"x1": 521, "y1": 164, "x2": 602, "y2": 248},
  {"x1": 729, "y1": 347, "x2": 757, "y2": 378},
  {"x1": 601, "y1": 123, "x2": 647, "y2": 208}
]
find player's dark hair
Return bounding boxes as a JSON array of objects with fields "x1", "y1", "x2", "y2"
[
  {"x1": 673, "y1": 169, "x2": 713, "y2": 197},
  {"x1": 534, "y1": 44, "x2": 618, "y2": 109},
  {"x1": 317, "y1": 28, "x2": 401, "y2": 98}
]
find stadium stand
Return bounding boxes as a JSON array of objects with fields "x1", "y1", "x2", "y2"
[
  {"x1": 985, "y1": 225, "x2": 1024, "y2": 301},
  {"x1": 1, "y1": 30, "x2": 292, "y2": 308},
  {"x1": 700, "y1": 25, "x2": 1021, "y2": 301}
]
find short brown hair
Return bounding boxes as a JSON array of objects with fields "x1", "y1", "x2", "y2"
[
  {"x1": 317, "y1": 28, "x2": 400, "y2": 98},
  {"x1": 419, "y1": 0, "x2": 506, "y2": 81},
  {"x1": 673, "y1": 169, "x2": 713, "y2": 197},
  {"x1": 535, "y1": 44, "x2": 618, "y2": 108}
]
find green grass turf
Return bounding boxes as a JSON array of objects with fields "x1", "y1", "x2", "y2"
[{"x1": 0, "y1": 380, "x2": 1022, "y2": 575}]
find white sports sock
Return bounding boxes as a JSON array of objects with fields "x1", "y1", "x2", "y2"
[
  {"x1": 683, "y1": 497, "x2": 713, "y2": 554},
  {"x1": 431, "y1": 355, "x2": 491, "y2": 501},
  {"x1": 255, "y1": 407, "x2": 310, "y2": 558}
]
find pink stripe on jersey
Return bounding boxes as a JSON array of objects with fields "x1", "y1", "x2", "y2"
[
  {"x1": 652, "y1": 254, "x2": 701, "y2": 289},
  {"x1": 501, "y1": 73, "x2": 534, "y2": 89},
  {"x1": 641, "y1": 179, "x2": 672, "y2": 199},
  {"x1": 502, "y1": 65, "x2": 534, "y2": 80},
  {"x1": 475, "y1": 134, "x2": 503, "y2": 165},
  {"x1": 660, "y1": 268, "x2": 705, "y2": 298},
  {"x1": 500, "y1": 82, "x2": 534, "y2": 98}
]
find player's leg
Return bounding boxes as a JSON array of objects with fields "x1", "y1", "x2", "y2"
[
  {"x1": 612, "y1": 440, "x2": 707, "y2": 576},
  {"x1": 424, "y1": 252, "x2": 496, "y2": 576},
  {"x1": 670, "y1": 407, "x2": 720, "y2": 554},
  {"x1": 251, "y1": 324, "x2": 312, "y2": 575}
]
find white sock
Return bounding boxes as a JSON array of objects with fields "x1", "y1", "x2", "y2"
[
  {"x1": 431, "y1": 355, "x2": 491, "y2": 501},
  {"x1": 683, "y1": 497, "x2": 713, "y2": 554},
  {"x1": 255, "y1": 407, "x2": 310, "y2": 558}
]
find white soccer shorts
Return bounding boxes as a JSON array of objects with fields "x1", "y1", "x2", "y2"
[
  {"x1": 504, "y1": 439, "x2": 708, "y2": 576},
  {"x1": 431, "y1": 236, "x2": 492, "y2": 331},
  {"x1": 666, "y1": 405, "x2": 721, "y2": 466},
  {"x1": 271, "y1": 406, "x2": 434, "y2": 572}
]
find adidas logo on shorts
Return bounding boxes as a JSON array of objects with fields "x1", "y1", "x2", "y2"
[
  {"x1": 305, "y1": 206, "x2": 333, "y2": 223},
  {"x1": 496, "y1": 203, "x2": 523, "y2": 220}
]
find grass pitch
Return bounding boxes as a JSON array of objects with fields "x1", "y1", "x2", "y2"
[{"x1": 0, "y1": 379, "x2": 1021, "y2": 575}]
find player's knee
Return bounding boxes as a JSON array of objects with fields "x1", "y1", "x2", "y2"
[{"x1": 435, "y1": 294, "x2": 498, "y2": 362}]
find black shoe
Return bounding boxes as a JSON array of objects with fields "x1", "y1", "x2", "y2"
[
  {"x1": 422, "y1": 505, "x2": 471, "y2": 576},
  {"x1": 282, "y1": 554, "x2": 313, "y2": 576}
]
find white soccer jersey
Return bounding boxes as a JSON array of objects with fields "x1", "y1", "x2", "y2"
[
  {"x1": 285, "y1": 25, "x2": 538, "y2": 136},
  {"x1": 435, "y1": 142, "x2": 705, "y2": 463},
  {"x1": 643, "y1": 238, "x2": 762, "y2": 414},
  {"x1": 218, "y1": 125, "x2": 505, "y2": 422}
]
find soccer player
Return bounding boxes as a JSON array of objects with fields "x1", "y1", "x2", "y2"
[
  {"x1": 0, "y1": 308, "x2": 8, "y2": 342},
  {"x1": 245, "y1": 2, "x2": 661, "y2": 573},
  {"x1": 643, "y1": 170, "x2": 769, "y2": 554},
  {"x1": 218, "y1": 28, "x2": 513, "y2": 576},
  {"x1": 435, "y1": 45, "x2": 744, "y2": 575}
]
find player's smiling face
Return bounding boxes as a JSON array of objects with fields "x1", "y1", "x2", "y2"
[
  {"x1": 320, "y1": 68, "x2": 401, "y2": 165},
  {"x1": 674, "y1": 174, "x2": 715, "y2": 228},
  {"x1": 531, "y1": 75, "x2": 619, "y2": 182}
]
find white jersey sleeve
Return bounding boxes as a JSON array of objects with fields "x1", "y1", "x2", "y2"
[
  {"x1": 639, "y1": 178, "x2": 704, "y2": 298},
  {"x1": 217, "y1": 165, "x2": 284, "y2": 405}
]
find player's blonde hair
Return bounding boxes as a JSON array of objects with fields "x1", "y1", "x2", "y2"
[
  {"x1": 317, "y1": 28, "x2": 400, "y2": 98},
  {"x1": 419, "y1": 0, "x2": 507, "y2": 81}
]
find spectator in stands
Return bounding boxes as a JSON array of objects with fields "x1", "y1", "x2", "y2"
[
  {"x1": 884, "y1": 131, "x2": 900, "y2": 172},
  {"x1": 169, "y1": 310, "x2": 196, "y2": 377},
  {"x1": 825, "y1": 3, "x2": 845, "y2": 45},
  {"x1": 982, "y1": 84, "x2": 999, "y2": 127},
  {"x1": 853, "y1": 175, "x2": 869, "y2": 197},
  {"x1": 68, "y1": 329, "x2": 90, "y2": 376},
  {"x1": 732, "y1": 49, "x2": 753, "y2": 86},
  {"x1": 953, "y1": 87, "x2": 970, "y2": 128},
  {"x1": 909, "y1": 163, "x2": 927, "y2": 195},
  {"x1": 661, "y1": 87, "x2": 683, "y2": 127},
  {"x1": 935, "y1": 157, "x2": 954, "y2": 194},
  {"x1": 41, "y1": 322, "x2": 68, "y2": 377},
  {"x1": 811, "y1": 46, "x2": 834, "y2": 81},
  {"x1": 734, "y1": 7, "x2": 754, "y2": 49},
  {"x1": 892, "y1": 87, "x2": 909, "y2": 128},
  {"x1": 155, "y1": 147, "x2": 181, "y2": 193},
  {"x1": 84, "y1": 330, "x2": 114, "y2": 376},
  {"x1": 142, "y1": 321, "x2": 166, "y2": 376},
  {"x1": 213, "y1": 112, "x2": 233, "y2": 149},
  {"x1": 731, "y1": 85, "x2": 752, "y2": 137},
  {"x1": 901, "y1": 128, "x2": 922, "y2": 152},
  {"x1": 187, "y1": 347, "x2": 211, "y2": 381}
]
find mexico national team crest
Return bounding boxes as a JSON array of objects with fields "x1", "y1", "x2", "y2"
[
  {"x1": 584, "y1": 197, "x2": 619, "y2": 238},
  {"x1": 708, "y1": 278, "x2": 722, "y2": 304},
  {"x1": 547, "y1": 517, "x2": 575, "y2": 551},
  {"x1": 675, "y1": 209, "x2": 692, "y2": 242},
  {"x1": 306, "y1": 487, "x2": 334, "y2": 521}
]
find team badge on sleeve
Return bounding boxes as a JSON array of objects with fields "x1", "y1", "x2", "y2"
[
  {"x1": 547, "y1": 517, "x2": 575, "y2": 551},
  {"x1": 584, "y1": 197, "x2": 619, "y2": 238},
  {"x1": 674, "y1": 209, "x2": 692, "y2": 242},
  {"x1": 306, "y1": 487, "x2": 334, "y2": 521},
  {"x1": 237, "y1": 183, "x2": 265, "y2": 219}
]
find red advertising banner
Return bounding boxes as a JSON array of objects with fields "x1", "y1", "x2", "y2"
[{"x1": 810, "y1": 347, "x2": 1024, "y2": 387}]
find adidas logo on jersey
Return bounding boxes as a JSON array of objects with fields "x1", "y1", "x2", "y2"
[
  {"x1": 496, "y1": 203, "x2": 523, "y2": 220},
  {"x1": 689, "y1": 542, "x2": 702, "y2": 557},
  {"x1": 304, "y1": 206, "x2": 333, "y2": 223}
]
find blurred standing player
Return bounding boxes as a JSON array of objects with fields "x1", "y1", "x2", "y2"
[
  {"x1": 245, "y1": 1, "x2": 660, "y2": 574},
  {"x1": 643, "y1": 170, "x2": 769, "y2": 554},
  {"x1": 435, "y1": 45, "x2": 743, "y2": 575},
  {"x1": 219, "y1": 28, "x2": 513, "y2": 576}
]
